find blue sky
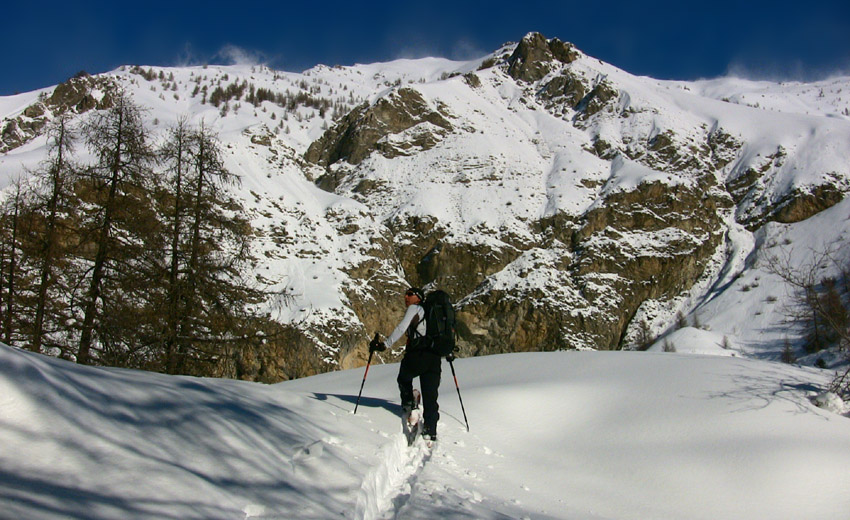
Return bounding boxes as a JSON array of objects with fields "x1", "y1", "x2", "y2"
[{"x1": 2, "y1": 0, "x2": 848, "y2": 95}]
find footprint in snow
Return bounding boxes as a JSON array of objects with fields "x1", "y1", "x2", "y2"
[
  {"x1": 243, "y1": 504, "x2": 266, "y2": 518},
  {"x1": 323, "y1": 436, "x2": 342, "y2": 446},
  {"x1": 290, "y1": 440, "x2": 324, "y2": 470}
]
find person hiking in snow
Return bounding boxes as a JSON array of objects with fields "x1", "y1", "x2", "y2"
[{"x1": 370, "y1": 287, "x2": 441, "y2": 441}]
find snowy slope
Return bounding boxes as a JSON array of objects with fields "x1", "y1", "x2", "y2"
[
  {"x1": 666, "y1": 195, "x2": 850, "y2": 362},
  {"x1": 2, "y1": 342, "x2": 849, "y2": 520},
  {"x1": 312, "y1": 48, "x2": 850, "y2": 357}
]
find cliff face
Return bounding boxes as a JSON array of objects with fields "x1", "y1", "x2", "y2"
[{"x1": 303, "y1": 33, "x2": 847, "y2": 362}]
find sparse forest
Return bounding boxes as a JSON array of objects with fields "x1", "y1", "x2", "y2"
[
  {"x1": 0, "y1": 92, "x2": 285, "y2": 379},
  {"x1": 128, "y1": 65, "x2": 357, "y2": 122},
  {"x1": 767, "y1": 246, "x2": 850, "y2": 395}
]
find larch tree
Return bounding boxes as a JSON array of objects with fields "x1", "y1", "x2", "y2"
[{"x1": 76, "y1": 92, "x2": 157, "y2": 365}]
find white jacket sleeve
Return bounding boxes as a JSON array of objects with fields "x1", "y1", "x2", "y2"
[{"x1": 385, "y1": 304, "x2": 425, "y2": 347}]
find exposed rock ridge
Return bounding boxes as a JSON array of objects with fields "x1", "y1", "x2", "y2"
[
  {"x1": 1, "y1": 73, "x2": 118, "y2": 153},
  {"x1": 506, "y1": 32, "x2": 581, "y2": 82},
  {"x1": 305, "y1": 87, "x2": 453, "y2": 185}
]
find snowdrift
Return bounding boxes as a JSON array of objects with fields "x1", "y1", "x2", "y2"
[{"x1": 1, "y1": 343, "x2": 849, "y2": 519}]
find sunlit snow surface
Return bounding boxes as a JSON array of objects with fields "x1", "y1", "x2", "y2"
[{"x1": 1, "y1": 343, "x2": 848, "y2": 519}]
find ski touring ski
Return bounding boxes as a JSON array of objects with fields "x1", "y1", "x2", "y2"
[{"x1": 403, "y1": 388, "x2": 423, "y2": 447}]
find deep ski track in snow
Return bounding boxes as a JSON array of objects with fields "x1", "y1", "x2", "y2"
[{"x1": 355, "y1": 432, "x2": 433, "y2": 520}]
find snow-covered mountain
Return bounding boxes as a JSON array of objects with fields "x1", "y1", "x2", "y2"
[
  {"x1": 2, "y1": 341, "x2": 849, "y2": 519},
  {"x1": 1, "y1": 32, "x2": 849, "y2": 379}
]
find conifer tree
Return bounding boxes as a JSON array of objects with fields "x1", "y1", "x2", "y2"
[
  {"x1": 173, "y1": 121, "x2": 261, "y2": 374},
  {"x1": 155, "y1": 119, "x2": 265, "y2": 374},
  {"x1": 77, "y1": 91, "x2": 156, "y2": 365},
  {"x1": 30, "y1": 115, "x2": 78, "y2": 353},
  {"x1": 157, "y1": 117, "x2": 193, "y2": 372},
  {"x1": 0, "y1": 180, "x2": 28, "y2": 346}
]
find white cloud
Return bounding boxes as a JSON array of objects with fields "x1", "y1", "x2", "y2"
[
  {"x1": 174, "y1": 42, "x2": 201, "y2": 68},
  {"x1": 215, "y1": 45, "x2": 268, "y2": 66},
  {"x1": 449, "y1": 39, "x2": 486, "y2": 61},
  {"x1": 390, "y1": 38, "x2": 488, "y2": 63},
  {"x1": 724, "y1": 57, "x2": 850, "y2": 82}
]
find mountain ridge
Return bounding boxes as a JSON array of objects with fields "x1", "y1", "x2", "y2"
[{"x1": 1, "y1": 32, "x2": 848, "y2": 380}]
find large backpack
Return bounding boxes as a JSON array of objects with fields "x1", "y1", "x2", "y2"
[{"x1": 417, "y1": 290, "x2": 456, "y2": 357}]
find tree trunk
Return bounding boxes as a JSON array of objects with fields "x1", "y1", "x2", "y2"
[
  {"x1": 3, "y1": 188, "x2": 22, "y2": 345},
  {"x1": 78, "y1": 111, "x2": 124, "y2": 365},
  {"x1": 164, "y1": 122, "x2": 187, "y2": 374},
  {"x1": 33, "y1": 119, "x2": 72, "y2": 352}
]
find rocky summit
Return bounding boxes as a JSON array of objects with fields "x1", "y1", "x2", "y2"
[{"x1": 2, "y1": 32, "x2": 849, "y2": 380}]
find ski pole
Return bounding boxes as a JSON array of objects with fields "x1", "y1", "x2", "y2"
[
  {"x1": 354, "y1": 333, "x2": 380, "y2": 414},
  {"x1": 353, "y1": 350, "x2": 373, "y2": 414},
  {"x1": 449, "y1": 358, "x2": 470, "y2": 432}
]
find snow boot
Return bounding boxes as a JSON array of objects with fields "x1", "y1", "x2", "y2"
[{"x1": 403, "y1": 389, "x2": 423, "y2": 446}]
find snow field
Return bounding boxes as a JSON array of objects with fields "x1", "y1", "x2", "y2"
[{"x1": 3, "y1": 342, "x2": 848, "y2": 519}]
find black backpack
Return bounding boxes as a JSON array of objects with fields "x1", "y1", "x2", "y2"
[{"x1": 416, "y1": 290, "x2": 456, "y2": 357}]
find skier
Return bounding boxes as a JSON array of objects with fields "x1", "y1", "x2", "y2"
[{"x1": 370, "y1": 287, "x2": 441, "y2": 442}]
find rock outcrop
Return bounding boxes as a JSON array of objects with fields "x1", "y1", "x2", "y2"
[
  {"x1": 303, "y1": 32, "x2": 848, "y2": 364},
  {"x1": 1, "y1": 73, "x2": 118, "y2": 153},
  {"x1": 507, "y1": 32, "x2": 580, "y2": 82},
  {"x1": 305, "y1": 87, "x2": 453, "y2": 184}
]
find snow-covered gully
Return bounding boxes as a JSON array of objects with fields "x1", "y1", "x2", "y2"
[{"x1": 355, "y1": 432, "x2": 433, "y2": 520}]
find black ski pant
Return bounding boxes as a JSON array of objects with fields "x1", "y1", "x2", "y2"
[{"x1": 397, "y1": 348, "x2": 441, "y2": 437}]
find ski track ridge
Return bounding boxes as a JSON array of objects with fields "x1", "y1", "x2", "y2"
[{"x1": 354, "y1": 432, "x2": 433, "y2": 520}]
